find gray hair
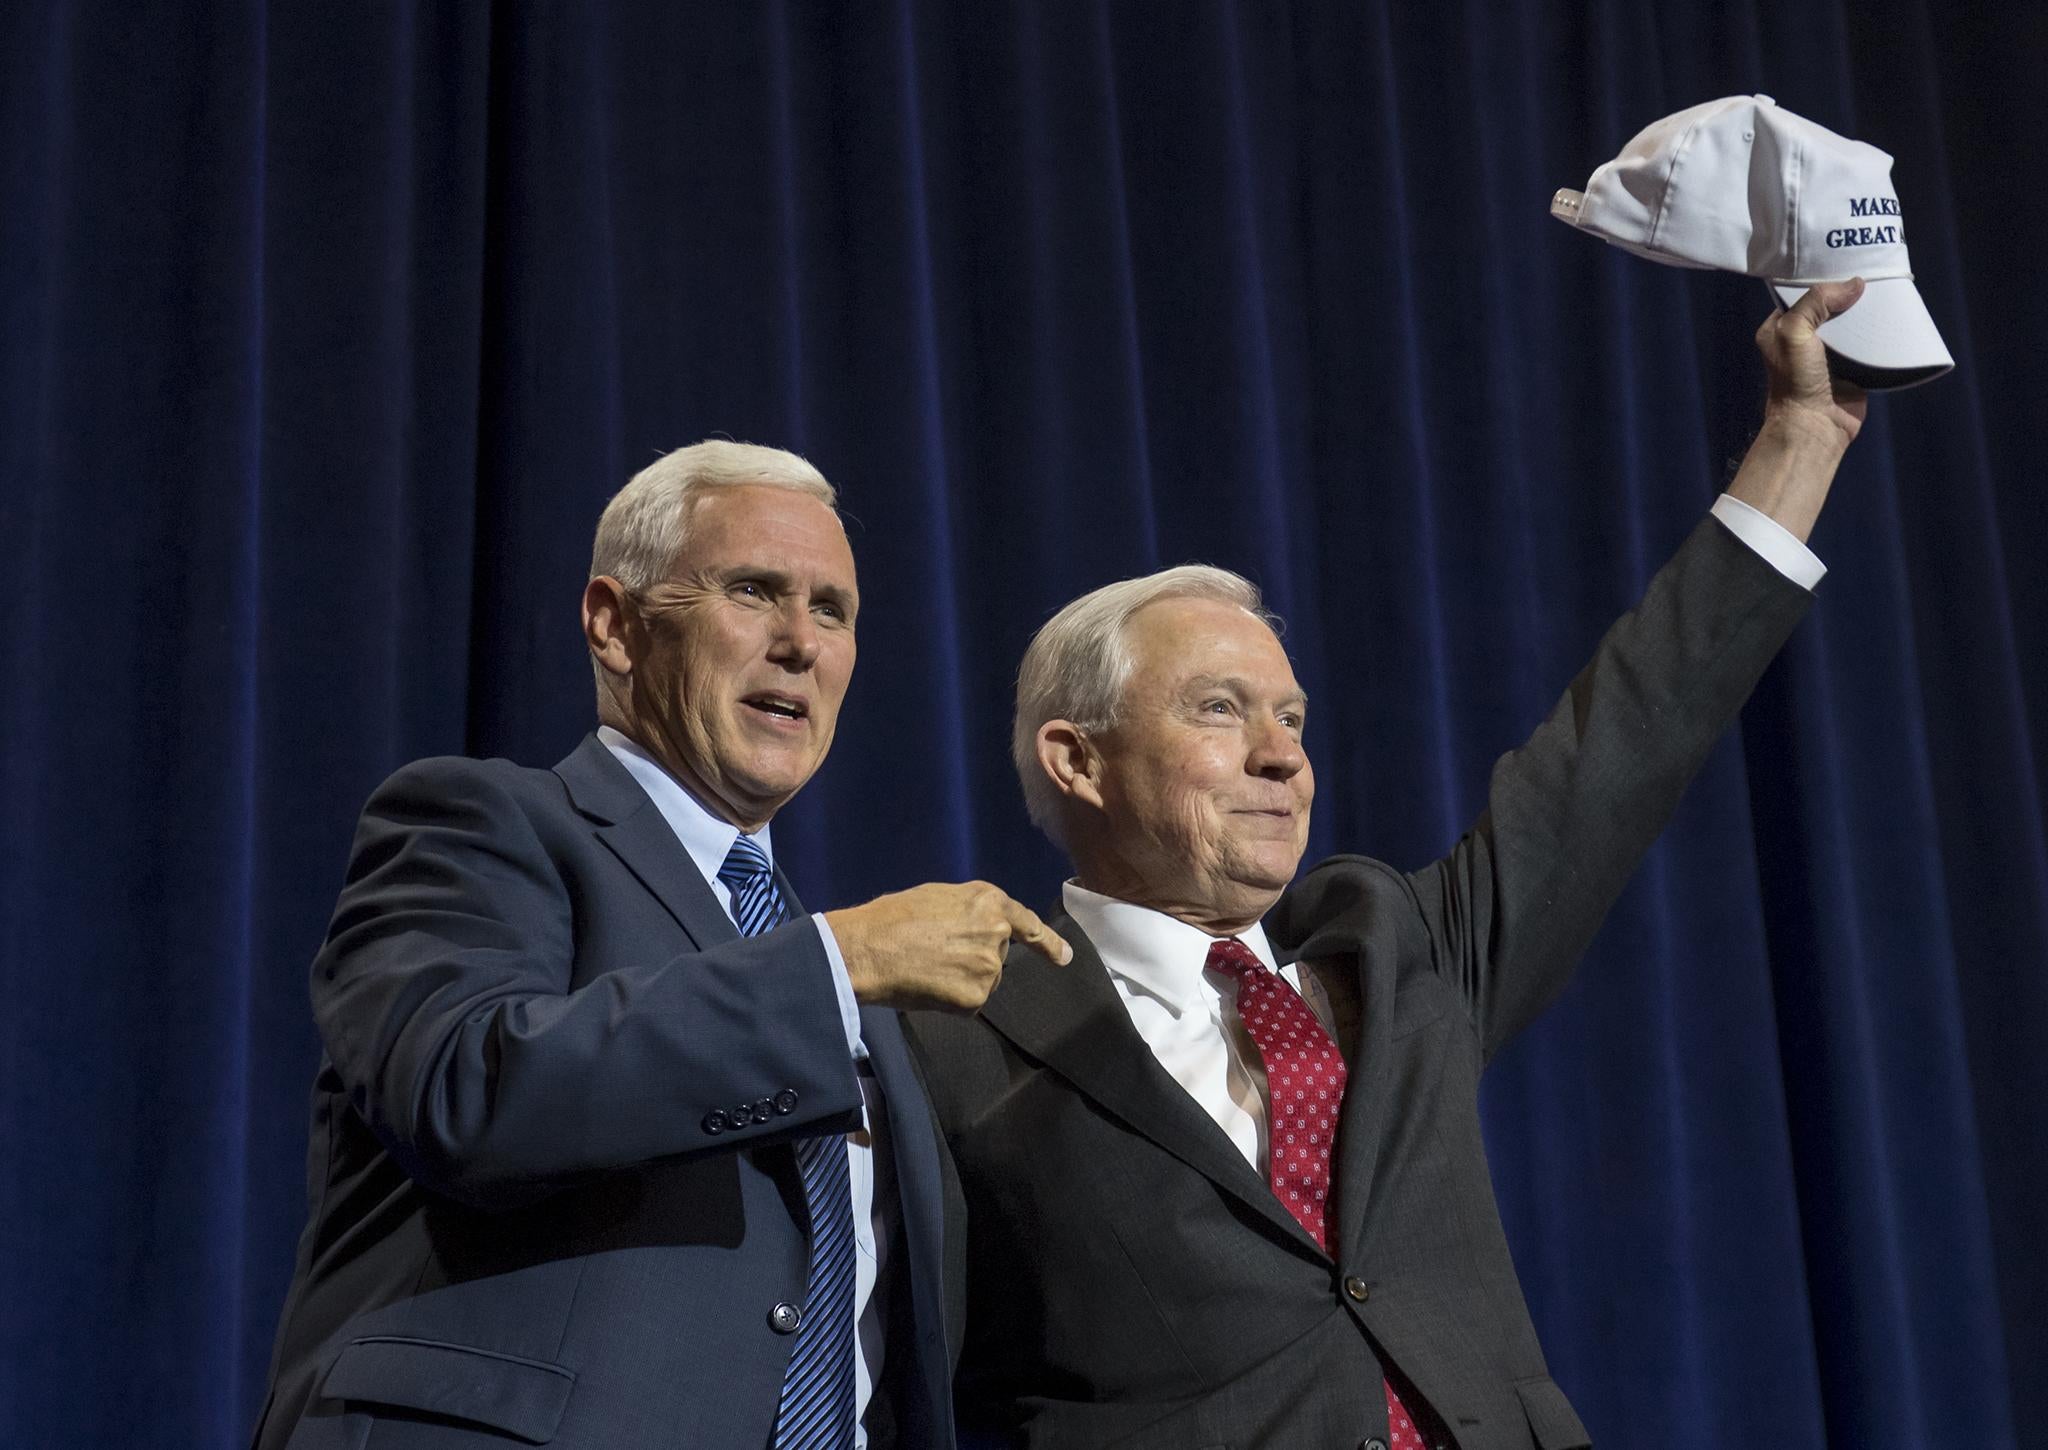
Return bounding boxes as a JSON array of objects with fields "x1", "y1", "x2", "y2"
[
  {"x1": 590, "y1": 439, "x2": 836, "y2": 591},
  {"x1": 1012, "y1": 565, "x2": 1282, "y2": 843}
]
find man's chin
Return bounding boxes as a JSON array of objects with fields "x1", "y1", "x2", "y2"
[
  {"x1": 1225, "y1": 842, "x2": 1307, "y2": 891},
  {"x1": 1214, "y1": 869, "x2": 1300, "y2": 921},
  {"x1": 721, "y1": 755, "x2": 824, "y2": 819}
]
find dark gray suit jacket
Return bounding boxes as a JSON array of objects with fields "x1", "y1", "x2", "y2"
[
  {"x1": 906, "y1": 518, "x2": 1810, "y2": 1450},
  {"x1": 254, "y1": 735, "x2": 962, "y2": 1449}
]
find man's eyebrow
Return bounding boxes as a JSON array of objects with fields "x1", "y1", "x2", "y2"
[
  {"x1": 1178, "y1": 674, "x2": 1307, "y2": 707},
  {"x1": 712, "y1": 563, "x2": 793, "y2": 587},
  {"x1": 814, "y1": 581, "x2": 858, "y2": 614}
]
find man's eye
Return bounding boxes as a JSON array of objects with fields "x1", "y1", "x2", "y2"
[
  {"x1": 732, "y1": 581, "x2": 767, "y2": 600},
  {"x1": 1203, "y1": 699, "x2": 1234, "y2": 716}
]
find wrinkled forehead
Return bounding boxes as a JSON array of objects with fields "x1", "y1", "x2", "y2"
[{"x1": 1124, "y1": 596, "x2": 1296, "y2": 695}]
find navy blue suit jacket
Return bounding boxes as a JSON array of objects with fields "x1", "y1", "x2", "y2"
[{"x1": 254, "y1": 735, "x2": 961, "y2": 1449}]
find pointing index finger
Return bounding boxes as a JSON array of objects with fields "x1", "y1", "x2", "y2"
[{"x1": 1001, "y1": 896, "x2": 1073, "y2": 965}]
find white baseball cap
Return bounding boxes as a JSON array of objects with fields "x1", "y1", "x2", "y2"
[{"x1": 1551, "y1": 94, "x2": 1953, "y2": 390}]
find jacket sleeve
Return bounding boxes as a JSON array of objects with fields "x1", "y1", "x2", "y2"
[
  {"x1": 1399, "y1": 514, "x2": 1813, "y2": 1058},
  {"x1": 310, "y1": 756, "x2": 865, "y2": 1209}
]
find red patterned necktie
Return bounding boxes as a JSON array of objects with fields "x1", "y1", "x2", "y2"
[{"x1": 1205, "y1": 936, "x2": 1443, "y2": 1450}]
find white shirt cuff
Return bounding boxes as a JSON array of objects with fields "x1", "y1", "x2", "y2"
[
  {"x1": 1712, "y1": 494, "x2": 1826, "y2": 590},
  {"x1": 812, "y1": 912, "x2": 869, "y2": 1062}
]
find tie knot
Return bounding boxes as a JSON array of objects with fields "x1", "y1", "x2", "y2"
[
  {"x1": 717, "y1": 833, "x2": 774, "y2": 891},
  {"x1": 1204, "y1": 936, "x2": 1265, "y2": 981}
]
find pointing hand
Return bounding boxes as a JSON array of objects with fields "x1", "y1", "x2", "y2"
[{"x1": 827, "y1": 882, "x2": 1071, "y2": 1012}]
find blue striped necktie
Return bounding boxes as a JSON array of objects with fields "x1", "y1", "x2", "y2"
[{"x1": 717, "y1": 834, "x2": 857, "y2": 1450}]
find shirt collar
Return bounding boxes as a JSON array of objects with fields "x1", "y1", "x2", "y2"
[
  {"x1": 596, "y1": 725, "x2": 772, "y2": 889},
  {"x1": 1061, "y1": 879, "x2": 1279, "y2": 1017}
]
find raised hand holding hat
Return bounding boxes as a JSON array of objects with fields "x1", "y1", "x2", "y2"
[{"x1": 1553, "y1": 94, "x2": 1953, "y2": 390}]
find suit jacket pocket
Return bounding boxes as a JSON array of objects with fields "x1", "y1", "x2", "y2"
[
  {"x1": 321, "y1": 1336, "x2": 576, "y2": 1444},
  {"x1": 1513, "y1": 1374, "x2": 1591, "y2": 1449}
]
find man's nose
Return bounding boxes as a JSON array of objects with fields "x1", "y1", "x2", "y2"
[
  {"x1": 768, "y1": 601, "x2": 823, "y2": 668},
  {"x1": 1248, "y1": 716, "x2": 1306, "y2": 777}
]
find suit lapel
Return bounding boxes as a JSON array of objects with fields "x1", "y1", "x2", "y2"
[
  {"x1": 861, "y1": 1007, "x2": 942, "y2": 1261},
  {"x1": 859, "y1": 1006, "x2": 951, "y2": 1417},
  {"x1": 1283, "y1": 911, "x2": 1402, "y2": 1266},
  {"x1": 981, "y1": 919, "x2": 1324, "y2": 1259},
  {"x1": 556, "y1": 735, "x2": 851, "y2": 1259},
  {"x1": 558, "y1": 736, "x2": 937, "y2": 1332},
  {"x1": 553, "y1": 734, "x2": 740, "y2": 952}
]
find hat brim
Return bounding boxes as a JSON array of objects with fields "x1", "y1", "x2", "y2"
[{"x1": 1768, "y1": 277, "x2": 1954, "y2": 391}]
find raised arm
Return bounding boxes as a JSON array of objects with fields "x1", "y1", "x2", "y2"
[{"x1": 1361, "y1": 282, "x2": 1866, "y2": 1054}]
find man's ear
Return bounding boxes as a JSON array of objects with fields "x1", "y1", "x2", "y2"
[
  {"x1": 1036, "y1": 720, "x2": 1105, "y2": 810},
  {"x1": 582, "y1": 577, "x2": 637, "y2": 679}
]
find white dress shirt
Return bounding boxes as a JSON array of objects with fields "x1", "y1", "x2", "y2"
[
  {"x1": 598, "y1": 727, "x2": 891, "y2": 1447},
  {"x1": 1063, "y1": 881, "x2": 1303, "y2": 1173},
  {"x1": 1070, "y1": 499, "x2": 1822, "y2": 1170}
]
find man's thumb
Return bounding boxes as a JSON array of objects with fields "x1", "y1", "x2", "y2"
[{"x1": 1787, "y1": 276, "x2": 1865, "y2": 335}]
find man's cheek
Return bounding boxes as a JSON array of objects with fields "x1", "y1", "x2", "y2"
[{"x1": 1172, "y1": 790, "x2": 1222, "y2": 858}]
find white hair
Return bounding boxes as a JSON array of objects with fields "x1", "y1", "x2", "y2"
[
  {"x1": 590, "y1": 439, "x2": 836, "y2": 591},
  {"x1": 1012, "y1": 565, "x2": 1282, "y2": 844},
  {"x1": 587, "y1": 440, "x2": 837, "y2": 692}
]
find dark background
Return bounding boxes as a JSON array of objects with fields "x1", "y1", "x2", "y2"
[{"x1": 4, "y1": 3, "x2": 2044, "y2": 1446}]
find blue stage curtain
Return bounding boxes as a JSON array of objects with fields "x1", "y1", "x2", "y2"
[{"x1": 4, "y1": 3, "x2": 2043, "y2": 1446}]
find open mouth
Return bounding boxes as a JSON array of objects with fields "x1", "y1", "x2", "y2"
[{"x1": 742, "y1": 693, "x2": 810, "y2": 723}]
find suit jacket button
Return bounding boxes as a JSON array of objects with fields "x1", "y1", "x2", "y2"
[
  {"x1": 769, "y1": 1301, "x2": 803, "y2": 1334},
  {"x1": 1359, "y1": 1439, "x2": 1388, "y2": 1450},
  {"x1": 1343, "y1": 1276, "x2": 1370, "y2": 1303},
  {"x1": 773, "y1": 1089, "x2": 799, "y2": 1115},
  {"x1": 753, "y1": 1097, "x2": 774, "y2": 1124},
  {"x1": 702, "y1": 1110, "x2": 729, "y2": 1135}
]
